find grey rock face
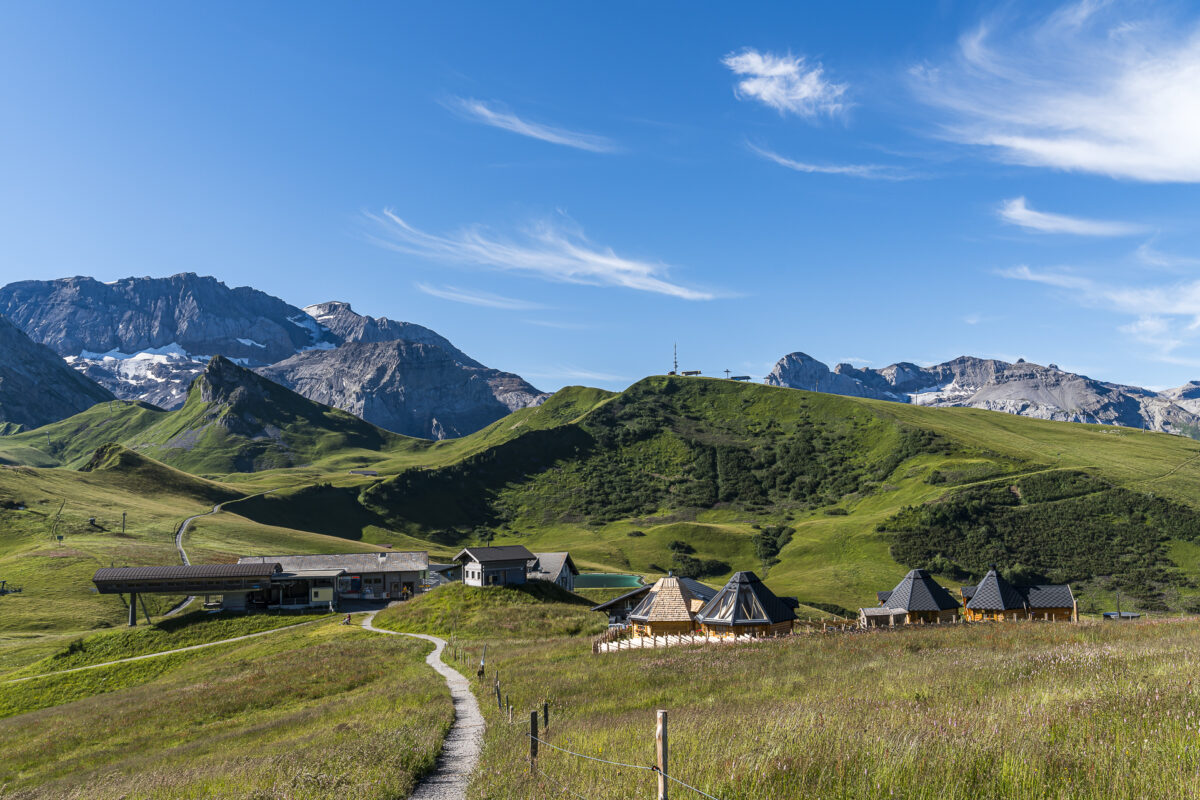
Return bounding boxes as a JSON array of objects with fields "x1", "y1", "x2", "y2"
[
  {"x1": 0, "y1": 277, "x2": 544, "y2": 439},
  {"x1": 0, "y1": 273, "x2": 336, "y2": 364},
  {"x1": 0, "y1": 314, "x2": 114, "y2": 430},
  {"x1": 768, "y1": 352, "x2": 1200, "y2": 435},
  {"x1": 303, "y1": 301, "x2": 482, "y2": 367},
  {"x1": 258, "y1": 339, "x2": 547, "y2": 440}
]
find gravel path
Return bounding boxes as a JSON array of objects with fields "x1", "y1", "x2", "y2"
[
  {"x1": 362, "y1": 611, "x2": 484, "y2": 800},
  {"x1": 163, "y1": 489, "x2": 278, "y2": 617}
]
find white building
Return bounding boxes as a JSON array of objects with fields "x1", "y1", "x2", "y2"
[{"x1": 454, "y1": 545, "x2": 535, "y2": 587}]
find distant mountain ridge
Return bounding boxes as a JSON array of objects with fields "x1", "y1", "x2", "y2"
[
  {"x1": 767, "y1": 352, "x2": 1200, "y2": 436},
  {"x1": 0, "y1": 273, "x2": 545, "y2": 438},
  {"x1": 0, "y1": 314, "x2": 114, "y2": 430}
]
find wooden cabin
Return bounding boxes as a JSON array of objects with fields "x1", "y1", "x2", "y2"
[
  {"x1": 876, "y1": 569, "x2": 961, "y2": 624},
  {"x1": 591, "y1": 578, "x2": 716, "y2": 626},
  {"x1": 454, "y1": 545, "x2": 535, "y2": 587},
  {"x1": 628, "y1": 575, "x2": 706, "y2": 636},
  {"x1": 526, "y1": 552, "x2": 579, "y2": 592},
  {"x1": 695, "y1": 571, "x2": 796, "y2": 636},
  {"x1": 963, "y1": 567, "x2": 1076, "y2": 622}
]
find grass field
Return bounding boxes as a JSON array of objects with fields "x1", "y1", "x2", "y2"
[
  {"x1": 0, "y1": 619, "x2": 452, "y2": 799},
  {"x1": 456, "y1": 617, "x2": 1200, "y2": 800}
]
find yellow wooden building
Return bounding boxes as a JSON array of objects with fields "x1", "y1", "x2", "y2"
[
  {"x1": 695, "y1": 571, "x2": 796, "y2": 637},
  {"x1": 961, "y1": 567, "x2": 1076, "y2": 622},
  {"x1": 628, "y1": 574, "x2": 706, "y2": 636}
]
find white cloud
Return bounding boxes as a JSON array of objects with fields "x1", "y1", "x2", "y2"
[
  {"x1": 1001, "y1": 264, "x2": 1200, "y2": 364},
  {"x1": 447, "y1": 97, "x2": 618, "y2": 153},
  {"x1": 415, "y1": 283, "x2": 544, "y2": 310},
  {"x1": 368, "y1": 211, "x2": 714, "y2": 301},
  {"x1": 747, "y1": 143, "x2": 908, "y2": 180},
  {"x1": 722, "y1": 49, "x2": 847, "y2": 117},
  {"x1": 523, "y1": 319, "x2": 590, "y2": 330},
  {"x1": 998, "y1": 197, "x2": 1146, "y2": 236},
  {"x1": 1135, "y1": 241, "x2": 1200, "y2": 270},
  {"x1": 521, "y1": 366, "x2": 628, "y2": 383},
  {"x1": 913, "y1": 2, "x2": 1200, "y2": 181}
]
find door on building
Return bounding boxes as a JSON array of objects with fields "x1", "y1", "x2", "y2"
[{"x1": 389, "y1": 581, "x2": 400, "y2": 598}]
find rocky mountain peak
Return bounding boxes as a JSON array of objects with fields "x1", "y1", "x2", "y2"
[{"x1": 302, "y1": 299, "x2": 481, "y2": 366}]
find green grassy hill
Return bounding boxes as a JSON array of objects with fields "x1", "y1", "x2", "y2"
[{"x1": 8, "y1": 372, "x2": 1200, "y2": 644}]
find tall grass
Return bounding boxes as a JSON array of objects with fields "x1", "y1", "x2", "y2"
[
  {"x1": 465, "y1": 620, "x2": 1200, "y2": 800},
  {"x1": 0, "y1": 622, "x2": 452, "y2": 799}
]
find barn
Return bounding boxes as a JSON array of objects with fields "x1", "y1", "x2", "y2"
[{"x1": 695, "y1": 571, "x2": 796, "y2": 636}]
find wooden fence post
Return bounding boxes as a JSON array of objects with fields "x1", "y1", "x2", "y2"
[
  {"x1": 543, "y1": 700, "x2": 549, "y2": 730},
  {"x1": 530, "y1": 710, "x2": 538, "y2": 773},
  {"x1": 656, "y1": 709, "x2": 668, "y2": 800},
  {"x1": 495, "y1": 681, "x2": 502, "y2": 710}
]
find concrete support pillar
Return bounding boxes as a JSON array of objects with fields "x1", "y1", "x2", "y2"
[{"x1": 128, "y1": 592, "x2": 138, "y2": 626}]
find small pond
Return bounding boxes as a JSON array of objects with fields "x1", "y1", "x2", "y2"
[{"x1": 575, "y1": 573, "x2": 644, "y2": 589}]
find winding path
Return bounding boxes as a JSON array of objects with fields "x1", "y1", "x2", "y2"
[
  {"x1": 1, "y1": 618, "x2": 323, "y2": 685},
  {"x1": 164, "y1": 490, "x2": 278, "y2": 617},
  {"x1": 363, "y1": 611, "x2": 484, "y2": 800}
]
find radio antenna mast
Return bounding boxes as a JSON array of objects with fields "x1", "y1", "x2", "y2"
[{"x1": 673, "y1": 343, "x2": 678, "y2": 375}]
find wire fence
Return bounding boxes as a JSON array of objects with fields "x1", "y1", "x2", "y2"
[{"x1": 447, "y1": 637, "x2": 730, "y2": 800}]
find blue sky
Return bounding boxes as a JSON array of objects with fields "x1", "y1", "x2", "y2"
[{"x1": 3, "y1": 1, "x2": 1200, "y2": 391}]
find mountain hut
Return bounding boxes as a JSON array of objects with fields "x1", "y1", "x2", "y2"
[
  {"x1": 963, "y1": 567, "x2": 1076, "y2": 622},
  {"x1": 695, "y1": 571, "x2": 796, "y2": 636},
  {"x1": 627, "y1": 574, "x2": 705, "y2": 636},
  {"x1": 878, "y1": 568, "x2": 961, "y2": 624}
]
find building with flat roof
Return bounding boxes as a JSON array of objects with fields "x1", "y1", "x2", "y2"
[{"x1": 238, "y1": 552, "x2": 428, "y2": 601}]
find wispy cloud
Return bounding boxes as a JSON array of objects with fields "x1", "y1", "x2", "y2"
[
  {"x1": 368, "y1": 210, "x2": 714, "y2": 301},
  {"x1": 446, "y1": 97, "x2": 618, "y2": 153},
  {"x1": 521, "y1": 366, "x2": 628, "y2": 383},
  {"x1": 1001, "y1": 264, "x2": 1200, "y2": 365},
  {"x1": 913, "y1": 2, "x2": 1200, "y2": 181},
  {"x1": 415, "y1": 283, "x2": 544, "y2": 310},
  {"x1": 722, "y1": 48, "x2": 847, "y2": 117},
  {"x1": 747, "y1": 143, "x2": 909, "y2": 180},
  {"x1": 1135, "y1": 241, "x2": 1200, "y2": 271},
  {"x1": 998, "y1": 196, "x2": 1147, "y2": 236},
  {"x1": 523, "y1": 319, "x2": 591, "y2": 330}
]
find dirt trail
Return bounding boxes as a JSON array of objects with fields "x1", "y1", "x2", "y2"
[
  {"x1": 362, "y1": 611, "x2": 484, "y2": 800},
  {"x1": 1, "y1": 618, "x2": 322, "y2": 685}
]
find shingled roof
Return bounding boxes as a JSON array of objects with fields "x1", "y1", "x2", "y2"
[
  {"x1": 884, "y1": 569, "x2": 961, "y2": 612},
  {"x1": 629, "y1": 575, "x2": 698, "y2": 623},
  {"x1": 590, "y1": 578, "x2": 717, "y2": 613},
  {"x1": 965, "y1": 567, "x2": 1075, "y2": 612},
  {"x1": 1021, "y1": 584, "x2": 1075, "y2": 609},
  {"x1": 454, "y1": 545, "x2": 535, "y2": 564},
  {"x1": 527, "y1": 552, "x2": 578, "y2": 581},
  {"x1": 239, "y1": 552, "x2": 428, "y2": 573},
  {"x1": 696, "y1": 571, "x2": 797, "y2": 627},
  {"x1": 966, "y1": 568, "x2": 1027, "y2": 611}
]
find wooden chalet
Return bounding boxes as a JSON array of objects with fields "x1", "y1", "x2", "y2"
[
  {"x1": 694, "y1": 571, "x2": 796, "y2": 636},
  {"x1": 527, "y1": 552, "x2": 579, "y2": 591},
  {"x1": 873, "y1": 569, "x2": 961, "y2": 624},
  {"x1": 591, "y1": 577, "x2": 717, "y2": 626},
  {"x1": 962, "y1": 567, "x2": 1076, "y2": 622},
  {"x1": 454, "y1": 545, "x2": 535, "y2": 587},
  {"x1": 627, "y1": 575, "x2": 706, "y2": 636}
]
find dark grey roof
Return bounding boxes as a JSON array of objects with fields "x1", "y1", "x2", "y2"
[
  {"x1": 966, "y1": 569, "x2": 1026, "y2": 611},
  {"x1": 527, "y1": 552, "x2": 578, "y2": 580},
  {"x1": 960, "y1": 586, "x2": 976, "y2": 601},
  {"x1": 877, "y1": 590, "x2": 893, "y2": 605},
  {"x1": 590, "y1": 577, "x2": 716, "y2": 612},
  {"x1": 94, "y1": 563, "x2": 279, "y2": 583},
  {"x1": 454, "y1": 545, "x2": 535, "y2": 563},
  {"x1": 884, "y1": 569, "x2": 961, "y2": 612},
  {"x1": 1021, "y1": 584, "x2": 1074, "y2": 609},
  {"x1": 696, "y1": 571, "x2": 797, "y2": 626},
  {"x1": 239, "y1": 552, "x2": 428, "y2": 573}
]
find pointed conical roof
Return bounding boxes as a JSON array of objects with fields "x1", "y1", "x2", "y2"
[
  {"x1": 884, "y1": 569, "x2": 961, "y2": 612},
  {"x1": 966, "y1": 568, "x2": 1026, "y2": 611},
  {"x1": 628, "y1": 575, "x2": 698, "y2": 623},
  {"x1": 696, "y1": 571, "x2": 797, "y2": 626}
]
